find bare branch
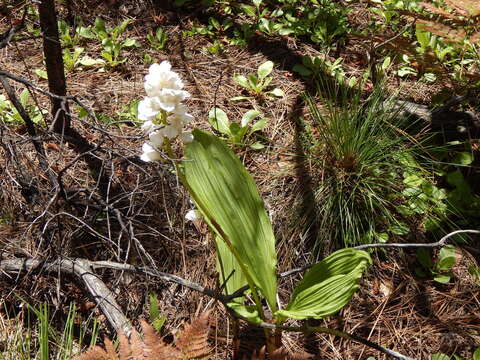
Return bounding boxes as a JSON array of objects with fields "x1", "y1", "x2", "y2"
[
  {"x1": 281, "y1": 230, "x2": 480, "y2": 277},
  {"x1": 0, "y1": 258, "x2": 132, "y2": 335}
]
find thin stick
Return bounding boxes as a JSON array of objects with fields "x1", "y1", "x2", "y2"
[{"x1": 281, "y1": 229, "x2": 479, "y2": 277}]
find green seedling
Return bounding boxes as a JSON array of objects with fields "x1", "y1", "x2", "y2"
[
  {"x1": 208, "y1": 108, "x2": 268, "y2": 149},
  {"x1": 58, "y1": 19, "x2": 95, "y2": 48},
  {"x1": 232, "y1": 61, "x2": 284, "y2": 101},
  {"x1": 469, "y1": 266, "x2": 480, "y2": 286},
  {"x1": 92, "y1": 18, "x2": 140, "y2": 68},
  {"x1": 148, "y1": 294, "x2": 167, "y2": 333},
  {"x1": 432, "y1": 347, "x2": 480, "y2": 360},
  {"x1": 0, "y1": 90, "x2": 47, "y2": 126},
  {"x1": 63, "y1": 47, "x2": 84, "y2": 71},
  {"x1": 147, "y1": 28, "x2": 168, "y2": 50},
  {"x1": 416, "y1": 245, "x2": 457, "y2": 283}
]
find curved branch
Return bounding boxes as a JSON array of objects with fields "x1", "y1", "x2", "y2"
[{"x1": 281, "y1": 229, "x2": 480, "y2": 277}]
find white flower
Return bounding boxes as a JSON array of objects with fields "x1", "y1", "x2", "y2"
[
  {"x1": 141, "y1": 120, "x2": 159, "y2": 134},
  {"x1": 140, "y1": 143, "x2": 162, "y2": 162},
  {"x1": 168, "y1": 111, "x2": 194, "y2": 127},
  {"x1": 162, "y1": 125, "x2": 180, "y2": 139},
  {"x1": 138, "y1": 97, "x2": 160, "y2": 121},
  {"x1": 144, "y1": 61, "x2": 184, "y2": 97},
  {"x1": 180, "y1": 131, "x2": 194, "y2": 143},
  {"x1": 185, "y1": 209, "x2": 200, "y2": 221},
  {"x1": 157, "y1": 88, "x2": 190, "y2": 112},
  {"x1": 149, "y1": 130, "x2": 165, "y2": 147}
]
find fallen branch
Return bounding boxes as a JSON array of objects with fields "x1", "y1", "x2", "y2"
[
  {"x1": 280, "y1": 229, "x2": 480, "y2": 277},
  {"x1": 0, "y1": 258, "x2": 132, "y2": 335}
]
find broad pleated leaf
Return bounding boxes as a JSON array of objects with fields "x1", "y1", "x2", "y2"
[
  {"x1": 215, "y1": 235, "x2": 248, "y2": 297},
  {"x1": 276, "y1": 249, "x2": 371, "y2": 321},
  {"x1": 182, "y1": 130, "x2": 277, "y2": 311}
]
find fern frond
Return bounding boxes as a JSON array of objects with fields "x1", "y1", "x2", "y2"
[
  {"x1": 117, "y1": 332, "x2": 131, "y2": 360},
  {"x1": 175, "y1": 311, "x2": 211, "y2": 359},
  {"x1": 140, "y1": 320, "x2": 182, "y2": 359},
  {"x1": 72, "y1": 344, "x2": 118, "y2": 360}
]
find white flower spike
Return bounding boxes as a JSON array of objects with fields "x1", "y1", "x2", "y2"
[{"x1": 139, "y1": 60, "x2": 194, "y2": 161}]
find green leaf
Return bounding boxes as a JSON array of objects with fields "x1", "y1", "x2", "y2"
[
  {"x1": 229, "y1": 122, "x2": 241, "y2": 136},
  {"x1": 276, "y1": 249, "x2": 371, "y2": 321},
  {"x1": 241, "y1": 110, "x2": 261, "y2": 127},
  {"x1": 230, "y1": 96, "x2": 252, "y2": 102},
  {"x1": 94, "y1": 17, "x2": 106, "y2": 35},
  {"x1": 415, "y1": 24, "x2": 430, "y2": 50},
  {"x1": 122, "y1": 38, "x2": 139, "y2": 47},
  {"x1": 403, "y1": 174, "x2": 423, "y2": 187},
  {"x1": 257, "y1": 61, "x2": 273, "y2": 80},
  {"x1": 215, "y1": 236, "x2": 248, "y2": 297},
  {"x1": 250, "y1": 118, "x2": 267, "y2": 133},
  {"x1": 473, "y1": 347, "x2": 480, "y2": 360},
  {"x1": 208, "y1": 108, "x2": 231, "y2": 136},
  {"x1": 34, "y1": 69, "x2": 48, "y2": 80},
  {"x1": 250, "y1": 142, "x2": 265, "y2": 150},
  {"x1": 266, "y1": 88, "x2": 284, "y2": 97},
  {"x1": 389, "y1": 222, "x2": 410, "y2": 235},
  {"x1": 233, "y1": 74, "x2": 250, "y2": 89},
  {"x1": 227, "y1": 302, "x2": 262, "y2": 324},
  {"x1": 247, "y1": 73, "x2": 259, "y2": 90},
  {"x1": 78, "y1": 56, "x2": 104, "y2": 67},
  {"x1": 417, "y1": 248, "x2": 434, "y2": 269},
  {"x1": 239, "y1": 4, "x2": 256, "y2": 17},
  {"x1": 433, "y1": 273, "x2": 451, "y2": 284},
  {"x1": 182, "y1": 130, "x2": 278, "y2": 311},
  {"x1": 77, "y1": 26, "x2": 95, "y2": 39},
  {"x1": 432, "y1": 353, "x2": 450, "y2": 360},
  {"x1": 293, "y1": 64, "x2": 313, "y2": 77},
  {"x1": 436, "y1": 246, "x2": 456, "y2": 271},
  {"x1": 452, "y1": 152, "x2": 474, "y2": 165},
  {"x1": 19, "y1": 89, "x2": 30, "y2": 107},
  {"x1": 148, "y1": 294, "x2": 166, "y2": 332}
]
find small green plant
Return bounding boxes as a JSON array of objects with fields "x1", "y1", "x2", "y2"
[
  {"x1": 0, "y1": 90, "x2": 47, "y2": 125},
  {"x1": 416, "y1": 245, "x2": 457, "y2": 283},
  {"x1": 293, "y1": 55, "x2": 358, "y2": 86},
  {"x1": 469, "y1": 265, "x2": 480, "y2": 286},
  {"x1": 208, "y1": 108, "x2": 268, "y2": 149},
  {"x1": 232, "y1": 61, "x2": 284, "y2": 101},
  {"x1": 148, "y1": 294, "x2": 167, "y2": 333},
  {"x1": 147, "y1": 28, "x2": 168, "y2": 50},
  {"x1": 62, "y1": 47, "x2": 85, "y2": 71},
  {"x1": 57, "y1": 18, "x2": 95, "y2": 48},
  {"x1": 432, "y1": 347, "x2": 480, "y2": 360},
  {"x1": 92, "y1": 18, "x2": 140, "y2": 68}
]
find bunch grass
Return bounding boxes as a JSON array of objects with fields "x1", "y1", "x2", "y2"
[{"x1": 304, "y1": 80, "x2": 448, "y2": 251}]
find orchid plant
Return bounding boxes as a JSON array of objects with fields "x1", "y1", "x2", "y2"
[{"x1": 137, "y1": 60, "x2": 371, "y2": 354}]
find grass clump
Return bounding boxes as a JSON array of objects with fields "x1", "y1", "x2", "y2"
[{"x1": 303, "y1": 82, "x2": 453, "y2": 251}]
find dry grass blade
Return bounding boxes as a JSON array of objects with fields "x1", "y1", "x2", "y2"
[{"x1": 175, "y1": 311, "x2": 212, "y2": 359}]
